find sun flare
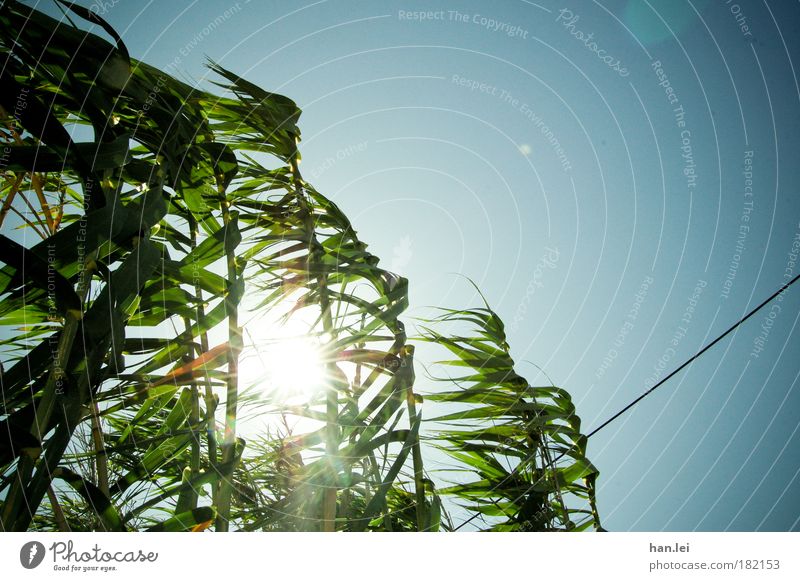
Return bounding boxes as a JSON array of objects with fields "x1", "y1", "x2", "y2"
[
  {"x1": 260, "y1": 336, "x2": 325, "y2": 397},
  {"x1": 238, "y1": 306, "x2": 329, "y2": 401}
]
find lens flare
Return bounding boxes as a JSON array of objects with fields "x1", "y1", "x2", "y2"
[{"x1": 261, "y1": 336, "x2": 325, "y2": 397}]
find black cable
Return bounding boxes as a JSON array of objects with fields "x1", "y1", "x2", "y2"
[
  {"x1": 585, "y1": 271, "x2": 800, "y2": 439},
  {"x1": 454, "y1": 272, "x2": 800, "y2": 531}
]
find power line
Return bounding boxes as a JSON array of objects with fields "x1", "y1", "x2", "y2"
[
  {"x1": 585, "y1": 271, "x2": 800, "y2": 440},
  {"x1": 454, "y1": 272, "x2": 800, "y2": 531}
]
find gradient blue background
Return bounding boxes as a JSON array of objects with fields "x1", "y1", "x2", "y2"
[{"x1": 30, "y1": 0, "x2": 800, "y2": 531}]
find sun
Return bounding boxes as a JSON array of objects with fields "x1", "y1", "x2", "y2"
[
  {"x1": 259, "y1": 335, "x2": 326, "y2": 397},
  {"x1": 238, "y1": 308, "x2": 328, "y2": 400}
]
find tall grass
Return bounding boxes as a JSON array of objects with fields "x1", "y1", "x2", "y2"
[{"x1": 0, "y1": 0, "x2": 601, "y2": 532}]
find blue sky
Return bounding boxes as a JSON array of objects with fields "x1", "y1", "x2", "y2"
[{"x1": 32, "y1": 0, "x2": 800, "y2": 531}]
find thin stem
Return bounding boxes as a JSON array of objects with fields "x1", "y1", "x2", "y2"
[
  {"x1": 46, "y1": 485, "x2": 69, "y2": 532},
  {"x1": 402, "y1": 347, "x2": 426, "y2": 531},
  {"x1": 187, "y1": 215, "x2": 218, "y2": 483},
  {"x1": 1, "y1": 108, "x2": 55, "y2": 233},
  {"x1": 90, "y1": 402, "x2": 109, "y2": 496},
  {"x1": 30, "y1": 172, "x2": 55, "y2": 234},
  {"x1": 215, "y1": 193, "x2": 242, "y2": 532},
  {"x1": 182, "y1": 315, "x2": 201, "y2": 511},
  {"x1": 7, "y1": 203, "x2": 49, "y2": 239},
  {"x1": 288, "y1": 155, "x2": 339, "y2": 531},
  {"x1": 0, "y1": 174, "x2": 25, "y2": 228}
]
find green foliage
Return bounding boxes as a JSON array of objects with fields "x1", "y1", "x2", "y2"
[
  {"x1": 418, "y1": 288, "x2": 603, "y2": 531},
  {"x1": 0, "y1": 0, "x2": 600, "y2": 532}
]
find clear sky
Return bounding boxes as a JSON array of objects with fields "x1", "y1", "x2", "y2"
[{"x1": 32, "y1": 0, "x2": 800, "y2": 531}]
